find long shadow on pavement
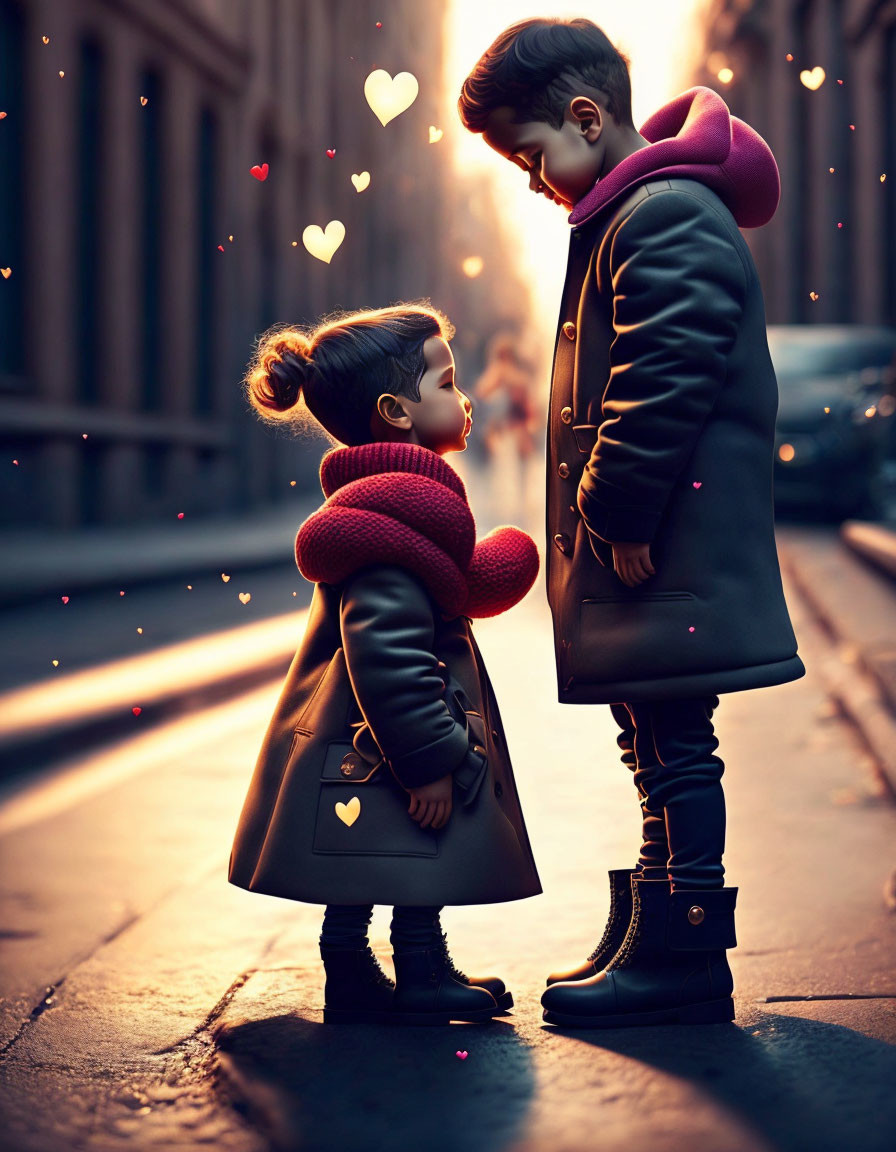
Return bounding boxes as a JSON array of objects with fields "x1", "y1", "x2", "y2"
[
  {"x1": 214, "y1": 1013, "x2": 534, "y2": 1152},
  {"x1": 544, "y1": 1011, "x2": 896, "y2": 1152}
]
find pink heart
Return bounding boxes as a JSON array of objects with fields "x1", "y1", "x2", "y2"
[
  {"x1": 250, "y1": 163, "x2": 269, "y2": 181},
  {"x1": 61, "y1": 596, "x2": 69, "y2": 604},
  {"x1": 326, "y1": 149, "x2": 336, "y2": 158},
  {"x1": 692, "y1": 481, "x2": 702, "y2": 488},
  {"x1": 688, "y1": 626, "x2": 696, "y2": 633},
  {"x1": 455, "y1": 1050, "x2": 468, "y2": 1060}
]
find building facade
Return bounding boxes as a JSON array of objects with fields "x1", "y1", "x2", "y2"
[
  {"x1": 0, "y1": 0, "x2": 529, "y2": 530},
  {"x1": 693, "y1": 0, "x2": 896, "y2": 326}
]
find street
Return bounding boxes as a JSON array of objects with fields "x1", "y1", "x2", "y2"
[{"x1": 1, "y1": 522, "x2": 895, "y2": 1152}]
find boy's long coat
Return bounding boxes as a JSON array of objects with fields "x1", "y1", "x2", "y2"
[{"x1": 547, "y1": 86, "x2": 806, "y2": 703}]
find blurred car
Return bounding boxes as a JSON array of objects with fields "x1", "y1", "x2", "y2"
[{"x1": 767, "y1": 325, "x2": 896, "y2": 521}]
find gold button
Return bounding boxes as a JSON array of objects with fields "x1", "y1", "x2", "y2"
[
  {"x1": 553, "y1": 532, "x2": 572, "y2": 554},
  {"x1": 562, "y1": 321, "x2": 576, "y2": 341},
  {"x1": 560, "y1": 406, "x2": 572, "y2": 424},
  {"x1": 558, "y1": 462, "x2": 570, "y2": 479},
  {"x1": 687, "y1": 905, "x2": 705, "y2": 925}
]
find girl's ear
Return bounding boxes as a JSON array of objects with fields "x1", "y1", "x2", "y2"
[{"x1": 376, "y1": 393, "x2": 413, "y2": 430}]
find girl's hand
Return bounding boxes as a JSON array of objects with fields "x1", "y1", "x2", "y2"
[
  {"x1": 408, "y1": 774, "x2": 453, "y2": 830},
  {"x1": 611, "y1": 541, "x2": 655, "y2": 587}
]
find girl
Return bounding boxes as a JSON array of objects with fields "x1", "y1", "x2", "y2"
[{"x1": 227, "y1": 302, "x2": 542, "y2": 1025}]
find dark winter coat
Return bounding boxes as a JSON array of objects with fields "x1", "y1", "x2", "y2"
[
  {"x1": 228, "y1": 444, "x2": 542, "y2": 906},
  {"x1": 547, "y1": 86, "x2": 806, "y2": 703}
]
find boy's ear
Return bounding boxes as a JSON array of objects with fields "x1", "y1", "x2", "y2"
[
  {"x1": 569, "y1": 96, "x2": 603, "y2": 141},
  {"x1": 376, "y1": 393, "x2": 413, "y2": 430}
]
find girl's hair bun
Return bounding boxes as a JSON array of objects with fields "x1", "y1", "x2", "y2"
[{"x1": 245, "y1": 327, "x2": 315, "y2": 416}]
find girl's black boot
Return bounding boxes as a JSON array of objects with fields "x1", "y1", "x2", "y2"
[
  {"x1": 320, "y1": 944, "x2": 396, "y2": 1024},
  {"x1": 546, "y1": 867, "x2": 638, "y2": 986},
  {"x1": 541, "y1": 878, "x2": 737, "y2": 1028},
  {"x1": 432, "y1": 923, "x2": 514, "y2": 1012},
  {"x1": 391, "y1": 946, "x2": 501, "y2": 1025}
]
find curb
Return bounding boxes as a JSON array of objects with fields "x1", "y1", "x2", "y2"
[{"x1": 0, "y1": 610, "x2": 308, "y2": 781}]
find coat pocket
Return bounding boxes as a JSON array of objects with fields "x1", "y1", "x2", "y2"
[{"x1": 312, "y1": 741, "x2": 438, "y2": 857}]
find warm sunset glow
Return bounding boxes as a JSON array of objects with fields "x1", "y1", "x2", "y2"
[{"x1": 442, "y1": 0, "x2": 712, "y2": 374}]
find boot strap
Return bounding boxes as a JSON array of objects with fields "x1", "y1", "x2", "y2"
[{"x1": 667, "y1": 888, "x2": 738, "y2": 951}]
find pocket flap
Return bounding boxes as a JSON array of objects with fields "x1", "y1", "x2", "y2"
[
  {"x1": 572, "y1": 424, "x2": 599, "y2": 454},
  {"x1": 320, "y1": 741, "x2": 383, "y2": 783}
]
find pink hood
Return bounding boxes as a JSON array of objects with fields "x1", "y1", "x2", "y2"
[{"x1": 568, "y1": 86, "x2": 780, "y2": 229}]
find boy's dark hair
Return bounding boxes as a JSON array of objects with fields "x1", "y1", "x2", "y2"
[
  {"x1": 244, "y1": 303, "x2": 455, "y2": 447},
  {"x1": 458, "y1": 17, "x2": 633, "y2": 134}
]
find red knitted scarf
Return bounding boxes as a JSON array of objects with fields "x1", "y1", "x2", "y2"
[{"x1": 294, "y1": 442, "x2": 539, "y2": 618}]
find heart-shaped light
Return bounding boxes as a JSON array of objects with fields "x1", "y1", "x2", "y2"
[
  {"x1": 250, "y1": 163, "x2": 269, "y2": 181},
  {"x1": 302, "y1": 220, "x2": 345, "y2": 264},
  {"x1": 428, "y1": 126, "x2": 443, "y2": 143},
  {"x1": 335, "y1": 796, "x2": 361, "y2": 827},
  {"x1": 61, "y1": 596, "x2": 69, "y2": 604},
  {"x1": 692, "y1": 481, "x2": 702, "y2": 488},
  {"x1": 132, "y1": 706, "x2": 142, "y2": 716},
  {"x1": 140, "y1": 96, "x2": 148, "y2": 106},
  {"x1": 221, "y1": 573, "x2": 230, "y2": 582},
  {"x1": 1, "y1": 268, "x2": 11, "y2": 279},
  {"x1": 364, "y1": 69, "x2": 419, "y2": 126},
  {"x1": 326, "y1": 148, "x2": 336, "y2": 158},
  {"x1": 800, "y1": 66, "x2": 825, "y2": 90},
  {"x1": 351, "y1": 171, "x2": 370, "y2": 192},
  {"x1": 456, "y1": 1051, "x2": 468, "y2": 1060},
  {"x1": 52, "y1": 659, "x2": 58, "y2": 667},
  {"x1": 0, "y1": 112, "x2": 8, "y2": 119},
  {"x1": 42, "y1": 36, "x2": 49, "y2": 44},
  {"x1": 238, "y1": 592, "x2": 251, "y2": 604}
]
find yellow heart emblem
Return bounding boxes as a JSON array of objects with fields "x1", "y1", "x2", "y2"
[
  {"x1": 428, "y1": 126, "x2": 443, "y2": 144},
  {"x1": 302, "y1": 220, "x2": 345, "y2": 264},
  {"x1": 351, "y1": 171, "x2": 371, "y2": 193},
  {"x1": 799, "y1": 66, "x2": 825, "y2": 90},
  {"x1": 364, "y1": 69, "x2": 419, "y2": 126},
  {"x1": 335, "y1": 796, "x2": 361, "y2": 827},
  {"x1": 238, "y1": 592, "x2": 251, "y2": 604}
]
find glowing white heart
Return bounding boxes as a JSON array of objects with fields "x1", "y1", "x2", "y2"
[
  {"x1": 351, "y1": 172, "x2": 371, "y2": 192},
  {"x1": 302, "y1": 220, "x2": 345, "y2": 264},
  {"x1": 364, "y1": 69, "x2": 419, "y2": 126},
  {"x1": 800, "y1": 67, "x2": 825, "y2": 90}
]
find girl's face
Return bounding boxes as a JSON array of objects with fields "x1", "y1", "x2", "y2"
[{"x1": 374, "y1": 336, "x2": 473, "y2": 455}]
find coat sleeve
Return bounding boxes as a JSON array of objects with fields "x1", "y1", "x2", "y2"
[
  {"x1": 339, "y1": 564, "x2": 472, "y2": 790},
  {"x1": 577, "y1": 190, "x2": 748, "y2": 544}
]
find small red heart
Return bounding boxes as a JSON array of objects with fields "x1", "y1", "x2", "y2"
[
  {"x1": 61, "y1": 596, "x2": 69, "y2": 604},
  {"x1": 376, "y1": 22, "x2": 382, "y2": 28},
  {"x1": 217, "y1": 244, "x2": 224, "y2": 252},
  {"x1": 132, "y1": 706, "x2": 142, "y2": 716},
  {"x1": 456, "y1": 1050, "x2": 468, "y2": 1060},
  {"x1": 177, "y1": 512, "x2": 184, "y2": 519},
  {"x1": 0, "y1": 112, "x2": 7, "y2": 119},
  {"x1": 250, "y1": 163, "x2": 269, "y2": 181},
  {"x1": 12, "y1": 459, "x2": 18, "y2": 465},
  {"x1": 326, "y1": 149, "x2": 336, "y2": 158},
  {"x1": 692, "y1": 481, "x2": 702, "y2": 488}
]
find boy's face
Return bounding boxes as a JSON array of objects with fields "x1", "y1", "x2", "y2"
[
  {"x1": 374, "y1": 336, "x2": 473, "y2": 455},
  {"x1": 481, "y1": 97, "x2": 606, "y2": 210}
]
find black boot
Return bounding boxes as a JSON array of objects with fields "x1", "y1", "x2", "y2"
[
  {"x1": 432, "y1": 923, "x2": 514, "y2": 1012},
  {"x1": 545, "y1": 868, "x2": 638, "y2": 986},
  {"x1": 320, "y1": 944, "x2": 396, "y2": 1024},
  {"x1": 541, "y1": 878, "x2": 737, "y2": 1028},
  {"x1": 391, "y1": 946, "x2": 501, "y2": 1025}
]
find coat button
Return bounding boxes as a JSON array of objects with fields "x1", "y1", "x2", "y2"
[
  {"x1": 560, "y1": 406, "x2": 572, "y2": 424},
  {"x1": 553, "y1": 532, "x2": 572, "y2": 554},
  {"x1": 562, "y1": 321, "x2": 576, "y2": 341},
  {"x1": 558, "y1": 462, "x2": 570, "y2": 478},
  {"x1": 687, "y1": 905, "x2": 705, "y2": 925}
]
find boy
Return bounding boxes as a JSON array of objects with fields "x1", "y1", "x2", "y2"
[{"x1": 458, "y1": 17, "x2": 805, "y2": 1028}]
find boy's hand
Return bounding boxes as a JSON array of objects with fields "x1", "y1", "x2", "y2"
[
  {"x1": 610, "y1": 541, "x2": 655, "y2": 587},
  {"x1": 407, "y1": 773, "x2": 453, "y2": 830}
]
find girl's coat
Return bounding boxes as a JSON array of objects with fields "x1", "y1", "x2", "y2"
[{"x1": 228, "y1": 443, "x2": 542, "y2": 906}]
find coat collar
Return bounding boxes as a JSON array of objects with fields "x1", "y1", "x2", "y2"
[{"x1": 568, "y1": 85, "x2": 780, "y2": 231}]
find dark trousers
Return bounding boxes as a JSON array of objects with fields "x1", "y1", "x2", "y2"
[
  {"x1": 610, "y1": 695, "x2": 726, "y2": 890},
  {"x1": 320, "y1": 904, "x2": 443, "y2": 951}
]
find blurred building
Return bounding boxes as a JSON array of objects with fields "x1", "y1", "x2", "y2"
[
  {"x1": 0, "y1": 0, "x2": 529, "y2": 530},
  {"x1": 693, "y1": 0, "x2": 896, "y2": 326}
]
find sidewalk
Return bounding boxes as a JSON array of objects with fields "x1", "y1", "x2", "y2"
[{"x1": 0, "y1": 573, "x2": 894, "y2": 1152}]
